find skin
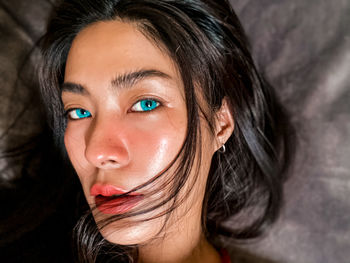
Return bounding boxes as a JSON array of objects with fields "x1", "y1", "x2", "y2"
[{"x1": 62, "y1": 20, "x2": 234, "y2": 263}]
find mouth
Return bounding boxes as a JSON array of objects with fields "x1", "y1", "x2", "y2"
[{"x1": 91, "y1": 184, "x2": 143, "y2": 215}]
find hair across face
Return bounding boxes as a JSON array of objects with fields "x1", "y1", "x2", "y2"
[
  {"x1": 40, "y1": 0, "x2": 295, "y2": 261},
  {"x1": 62, "y1": 20, "x2": 222, "y2": 247}
]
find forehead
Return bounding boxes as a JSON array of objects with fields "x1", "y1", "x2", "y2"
[{"x1": 64, "y1": 20, "x2": 180, "y2": 88}]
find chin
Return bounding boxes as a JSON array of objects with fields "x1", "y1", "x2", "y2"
[{"x1": 98, "y1": 217, "x2": 164, "y2": 246}]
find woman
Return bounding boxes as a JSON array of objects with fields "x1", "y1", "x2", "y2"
[{"x1": 39, "y1": 0, "x2": 294, "y2": 262}]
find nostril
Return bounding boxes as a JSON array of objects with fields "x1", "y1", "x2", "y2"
[
  {"x1": 99, "y1": 159, "x2": 122, "y2": 169},
  {"x1": 101, "y1": 160, "x2": 116, "y2": 165},
  {"x1": 101, "y1": 159, "x2": 118, "y2": 164}
]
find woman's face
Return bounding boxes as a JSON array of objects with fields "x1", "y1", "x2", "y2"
[{"x1": 62, "y1": 20, "x2": 218, "y2": 246}]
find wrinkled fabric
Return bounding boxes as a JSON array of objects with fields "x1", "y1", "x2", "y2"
[{"x1": 229, "y1": 1, "x2": 350, "y2": 263}]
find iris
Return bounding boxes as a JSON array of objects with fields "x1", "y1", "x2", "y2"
[
  {"x1": 132, "y1": 99, "x2": 160, "y2": 112},
  {"x1": 68, "y1": 109, "x2": 92, "y2": 119},
  {"x1": 140, "y1": 100, "x2": 158, "y2": 111}
]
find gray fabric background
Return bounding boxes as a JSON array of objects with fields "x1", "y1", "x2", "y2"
[{"x1": 0, "y1": 0, "x2": 349, "y2": 262}]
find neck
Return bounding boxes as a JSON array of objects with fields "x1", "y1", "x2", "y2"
[
  {"x1": 137, "y1": 165, "x2": 221, "y2": 263},
  {"x1": 137, "y1": 233, "x2": 220, "y2": 263},
  {"x1": 136, "y1": 207, "x2": 221, "y2": 263}
]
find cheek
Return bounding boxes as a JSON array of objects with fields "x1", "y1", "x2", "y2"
[{"x1": 127, "y1": 113, "x2": 187, "y2": 179}]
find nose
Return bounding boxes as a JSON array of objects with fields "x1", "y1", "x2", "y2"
[{"x1": 84, "y1": 117, "x2": 130, "y2": 169}]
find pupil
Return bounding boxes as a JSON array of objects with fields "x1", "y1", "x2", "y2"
[{"x1": 145, "y1": 101, "x2": 152, "y2": 108}]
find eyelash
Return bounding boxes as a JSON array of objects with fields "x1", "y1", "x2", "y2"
[{"x1": 64, "y1": 98, "x2": 162, "y2": 120}]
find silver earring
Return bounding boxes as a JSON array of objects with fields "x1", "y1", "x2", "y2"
[{"x1": 218, "y1": 144, "x2": 226, "y2": 153}]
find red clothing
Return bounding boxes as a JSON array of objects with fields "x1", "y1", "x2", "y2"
[{"x1": 220, "y1": 248, "x2": 231, "y2": 263}]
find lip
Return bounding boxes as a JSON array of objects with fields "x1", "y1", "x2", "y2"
[
  {"x1": 95, "y1": 195, "x2": 144, "y2": 215},
  {"x1": 90, "y1": 183, "x2": 143, "y2": 215},
  {"x1": 90, "y1": 183, "x2": 141, "y2": 197}
]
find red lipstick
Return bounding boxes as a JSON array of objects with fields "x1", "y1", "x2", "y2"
[{"x1": 90, "y1": 184, "x2": 143, "y2": 215}]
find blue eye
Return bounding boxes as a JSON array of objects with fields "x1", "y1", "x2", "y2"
[
  {"x1": 131, "y1": 99, "x2": 160, "y2": 112},
  {"x1": 67, "y1": 108, "x2": 92, "y2": 120}
]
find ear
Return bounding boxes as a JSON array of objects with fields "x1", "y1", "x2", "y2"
[{"x1": 214, "y1": 97, "x2": 234, "y2": 151}]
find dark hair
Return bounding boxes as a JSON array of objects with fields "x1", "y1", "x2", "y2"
[{"x1": 39, "y1": 0, "x2": 295, "y2": 262}]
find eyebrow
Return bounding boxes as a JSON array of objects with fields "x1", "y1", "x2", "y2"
[
  {"x1": 111, "y1": 69, "x2": 171, "y2": 89},
  {"x1": 61, "y1": 82, "x2": 87, "y2": 94},
  {"x1": 61, "y1": 69, "x2": 172, "y2": 94}
]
